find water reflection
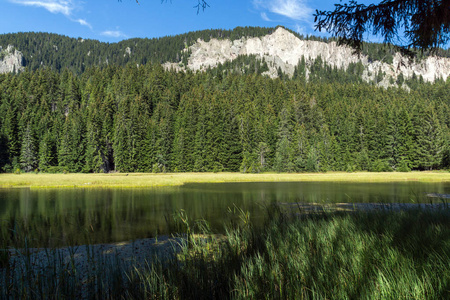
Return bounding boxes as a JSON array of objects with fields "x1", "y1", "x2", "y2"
[{"x1": 0, "y1": 181, "x2": 448, "y2": 246}]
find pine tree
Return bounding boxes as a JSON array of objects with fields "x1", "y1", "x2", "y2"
[
  {"x1": 1, "y1": 96, "x2": 20, "y2": 166},
  {"x1": 397, "y1": 109, "x2": 415, "y2": 170},
  {"x1": 20, "y1": 124, "x2": 37, "y2": 172},
  {"x1": 58, "y1": 118, "x2": 72, "y2": 171},
  {"x1": 0, "y1": 133, "x2": 10, "y2": 172},
  {"x1": 414, "y1": 105, "x2": 445, "y2": 170},
  {"x1": 386, "y1": 110, "x2": 402, "y2": 169},
  {"x1": 38, "y1": 131, "x2": 56, "y2": 171},
  {"x1": 113, "y1": 107, "x2": 130, "y2": 172},
  {"x1": 151, "y1": 100, "x2": 174, "y2": 172}
]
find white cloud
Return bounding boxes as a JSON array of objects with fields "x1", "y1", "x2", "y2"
[
  {"x1": 76, "y1": 18, "x2": 92, "y2": 29},
  {"x1": 10, "y1": 0, "x2": 75, "y2": 16},
  {"x1": 261, "y1": 12, "x2": 271, "y2": 22},
  {"x1": 101, "y1": 31, "x2": 127, "y2": 38},
  {"x1": 253, "y1": 0, "x2": 313, "y2": 21},
  {"x1": 9, "y1": 1, "x2": 93, "y2": 30}
]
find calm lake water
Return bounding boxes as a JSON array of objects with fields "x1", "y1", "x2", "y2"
[{"x1": 1, "y1": 181, "x2": 449, "y2": 246}]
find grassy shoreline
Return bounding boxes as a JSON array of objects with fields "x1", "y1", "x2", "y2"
[
  {"x1": 2, "y1": 207, "x2": 449, "y2": 299},
  {"x1": 0, "y1": 171, "x2": 449, "y2": 189}
]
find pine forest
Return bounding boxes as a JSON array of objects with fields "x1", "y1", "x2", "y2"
[
  {"x1": 1, "y1": 57, "x2": 449, "y2": 174},
  {"x1": 1, "y1": 27, "x2": 450, "y2": 174}
]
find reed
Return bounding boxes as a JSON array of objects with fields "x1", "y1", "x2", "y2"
[{"x1": 1, "y1": 205, "x2": 449, "y2": 299}]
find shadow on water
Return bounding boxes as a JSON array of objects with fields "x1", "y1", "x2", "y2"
[
  {"x1": 0, "y1": 181, "x2": 448, "y2": 247},
  {"x1": 0, "y1": 189, "x2": 449, "y2": 299}
]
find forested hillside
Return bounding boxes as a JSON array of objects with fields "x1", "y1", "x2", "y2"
[
  {"x1": 1, "y1": 63, "x2": 449, "y2": 173},
  {"x1": 2, "y1": 26, "x2": 448, "y2": 75},
  {"x1": 0, "y1": 27, "x2": 277, "y2": 74}
]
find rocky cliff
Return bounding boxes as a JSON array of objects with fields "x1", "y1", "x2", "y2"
[
  {"x1": 166, "y1": 27, "x2": 450, "y2": 85},
  {"x1": 0, "y1": 45, "x2": 24, "y2": 74},
  {"x1": 2, "y1": 27, "x2": 449, "y2": 85}
]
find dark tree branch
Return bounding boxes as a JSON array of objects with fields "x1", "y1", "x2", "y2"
[
  {"x1": 193, "y1": 0, "x2": 210, "y2": 13},
  {"x1": 314, "y1": 0, "x2": 450, "y2": 53},
  {"x1": 160, "y1": 1, "x2": 209, "y2": 13},
  {"x1": 121, "y1": 1, "x2": 210, "y2": 13}
]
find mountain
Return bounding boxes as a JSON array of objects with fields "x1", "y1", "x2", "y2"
[
  {"x1": 0, "y1": 45, "x2": 24, "y2": 73},
  {"x1": 1, "y1": 27, "x2": 449, "y2": 87},
  {"x1": 1, "y1": 28, "x2": 449, "y2": 174},
  {"x1": 0, "y1": 27, "x2": 276, "y2": 74},
  {"x1": 165, "y1": 27, "x2": 450, "y2": 87}
]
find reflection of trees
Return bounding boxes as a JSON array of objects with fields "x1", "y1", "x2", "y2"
[{"x1": 2, "y1": 182, "x2": 446, "y2": 247}]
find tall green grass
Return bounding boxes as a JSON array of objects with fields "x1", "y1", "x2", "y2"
[
  {"x1": 128, "y1": 205, "x2": 450, "y2": 299},
  {"x1": 1, "y1": 205, "x2": 449, "y2": 299}
]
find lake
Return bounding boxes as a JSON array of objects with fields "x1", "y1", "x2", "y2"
[{"x1": 1, "y1": 181, "x2": 449, "y2": 247}]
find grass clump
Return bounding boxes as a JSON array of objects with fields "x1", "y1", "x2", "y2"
[
  {"x1": 1, "y1": 206, "x2": 449, "y2": 299},
  {"x1": 229, "y1": 209, "x2": 449, "y2": 299},
  {"x1": 128, "y1": 206, "x2": 449, "y2": 299}
]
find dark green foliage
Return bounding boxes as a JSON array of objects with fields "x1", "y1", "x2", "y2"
[
  {"x1": 0, "y1": 57, "x2": 449, "y2": 173},
  {"x1": 2, "y1": 27, "x2": 448, "y2": 78},
  {"x1": 215, "y1": 55, "x2": 270, "y2": 77},
  {"x1": 0, "y1": 27, "x2": 277, "y2": 74},
  {"x1": 20, "y1": 124, "x2": 37, "y2": 172},
  {"x1": 315, "y1": 0, "x2": 450, "y2": 52},
  {"x1": 412, "y1": 104, "x2": 445, "y2": 170}
]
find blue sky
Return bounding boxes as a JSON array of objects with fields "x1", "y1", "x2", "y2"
[{"x1": 1, "y1": 0, "x2": 343, "y2": 42}]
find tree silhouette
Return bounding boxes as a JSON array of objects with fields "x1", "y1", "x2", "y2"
[
  {"x1": 314, "y1": 0, "x2": 449, "y2": 52},
  {"x1": 129, "y1": 1, "x2": 209, "y2": 13}
]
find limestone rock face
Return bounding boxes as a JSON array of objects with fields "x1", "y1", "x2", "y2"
[
  {"x1": 2, "y1": 28, "x2": 449, "y2": 84},
  {"x1": 172, "y1": 27, "x2": 450, "y2": 84},
  {"x1": 0, "y1": 45, "x2": 24, "y2": 74}
]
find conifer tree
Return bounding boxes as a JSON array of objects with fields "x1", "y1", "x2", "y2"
[
  {"x1": 38, "y1": 131, "x2": 56, "y2": 171},
  {"x1": 20, "y1": 124, "x2": 37, "y2": 172},
  {"x1": 275, "y1": 106, "x2": 295, "y2": 172},
  {"x1": 113, "y1": 101, "x2": 130, "y2": 172},
  {"x1": 413, "y1": 104, "x2": 444, "y2": 170}
]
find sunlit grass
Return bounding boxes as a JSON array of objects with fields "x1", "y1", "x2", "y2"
[
  {"x1": 0, "y1": 171, "x2": 449, "y2": 188},
  {"x1": 130, "y1": 206, "x2": 450, "y2": 299}
]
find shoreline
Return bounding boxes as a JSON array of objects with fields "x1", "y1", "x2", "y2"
[
  {"x1": 2, "y1": 206, "x2": 448, "y2": 299},
  {"x1": 1, "y1": 171, "x2": 449, "y2": 189},
  {"x1": 6, "y1": 235, "x2": 184, "y2": 266},
  {"x1": 4, "y1": 202, "x2": 448, "y2": 273},
  {"x1": 6, "y1": 201, "x2": 449, "y2": 268},
  {"x1": 2, "y1": 235, "x2": 185, "y2": 298}
]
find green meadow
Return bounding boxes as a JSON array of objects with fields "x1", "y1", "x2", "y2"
[{"x1": 1, "y1": 171, "x2": 449, "y2": 188}]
